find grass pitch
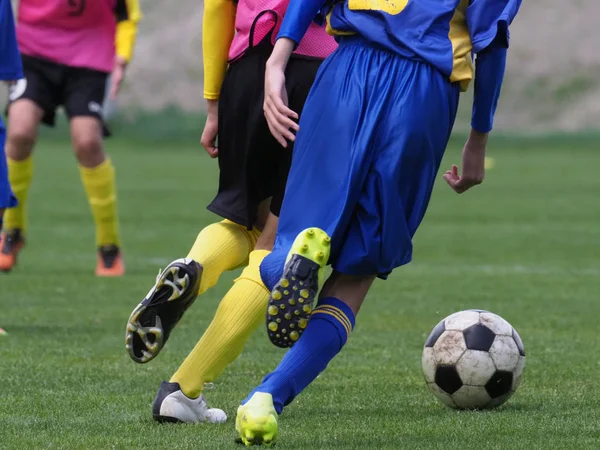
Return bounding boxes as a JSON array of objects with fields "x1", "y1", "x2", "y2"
[{"x1": 1, "y1": 131, "x2": 600, "y2": 449}]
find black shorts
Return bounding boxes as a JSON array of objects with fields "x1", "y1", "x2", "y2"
[
  {"x1": 207, "y1": 44, "x2": 322, "y2": 228},
  {"x1": 8, "y1": 54, "x2": 109, "y2": 130}
]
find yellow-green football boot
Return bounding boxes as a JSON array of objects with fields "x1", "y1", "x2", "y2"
[
  {"x1": 266, "y1": 227, "x2": 331, "y2": 348},
  {"x1": 236, "y1": 393, "x2": 278, "y2": 446}
]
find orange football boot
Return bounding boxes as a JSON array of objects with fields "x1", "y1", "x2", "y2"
[
  {"x1": 96, "y1": 244, "x2": 125, "y2": 277},
  {"x1": 0, "y1": 229, "x2": 25, "y2": 272}
]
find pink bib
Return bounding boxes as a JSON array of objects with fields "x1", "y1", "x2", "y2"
[
  {"x1": 17, "y1": 0, "x2": 117, "y2": 72},
  {"x1": 229, "y1": 0, "x2": 337, "y2": 61}
]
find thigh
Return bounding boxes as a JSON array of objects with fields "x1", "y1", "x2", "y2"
[
  {"x1": 272, "y1": 45, "x2": 384, "y2": 259},
  {"x1": 6, "y1": 99, "x2": 44, "y2": 143},
  {"x1": 8, "y1": 55, "x2": 61, "y2": 127},
  {"x1": 63, "y1": 66, "x2": 108, "y2": 123},
  {"x1": 334, "y1": 60, "x2": 460, "y2": 277},
  {"x1": 254, "y1": 212, "x2": 279, "y2": 251}
]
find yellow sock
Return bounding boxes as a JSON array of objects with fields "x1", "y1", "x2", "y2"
[
  {"x1": 78, "y1": 159, "x2": 120, "y2": 247},
  {"x1": 4, "y1": 156, "x2": 33, "y2": 232},
  {"x1": 171, "y1": 250, "x2": 270, "y2": 398},
  {"x1": 188, "y1": 220, "x2": 261, "y2": 295}
]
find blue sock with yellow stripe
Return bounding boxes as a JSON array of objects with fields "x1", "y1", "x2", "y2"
[{"x1": 244, "y1": 297, "x2": 355, "y2": 413}]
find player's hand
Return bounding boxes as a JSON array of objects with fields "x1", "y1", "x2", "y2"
[
  {"x1": 201, "y1": 100, "x2": 219, "y2": 158},
  {"x1": 109, "y1": 56, "x2": 128, "y2": 100},
  {"x1": 264, "y1": 39, "x2": 299, "y2": 148},
  {"x1": 444, "y1": 129, "x2": 488, "y2": 194}
]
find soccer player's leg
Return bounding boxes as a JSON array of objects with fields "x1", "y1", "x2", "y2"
[
  {"x1": 0, "y1": 99, "x2": 38, "y2": 272},
  {"x1": 125, "y1": 51, "x2": 275, "y2": 364},
  {"x1": 152, "y1": 51, "x2": 318, "y2": 414},
  {"x1": 334, "y1": 61, "x2": 459, "y2": 279},
  {"x1": 263, "y1": 228, "x2": 331, "y2": 347},
  {"x1": 0, "y1": 121, "x2": 17, "y2": 334},
  {"x1": 125, "y1": 219, "x2": 261, "y2": 364},
  {"x1": 236, "y1": 44, "x2": 384, "y2": 445},
  {"x1": 65, "y1": 67, "x2": 124, "y2": 277},
  {"x1": 237, "y1": 43, "x2": 461, "y2": 445},
  {"x1": 0, "y1": 67, "x2": 48, "y2": 272},
  {"x1": 237, "y1": 272, "x2": 373, "y2": 446},
  {"x1": 258, "y1": 45, "x2": 386, "y2": 349},
  {"x1": 153, "y1": 213, "x2": 274, "y2": 422},
  {"x1": 149, "y1": 51, "x2": 322, "y2": 413},
  {"x1": 0, "y1": 122, "x2": 16, "y2": 213}
]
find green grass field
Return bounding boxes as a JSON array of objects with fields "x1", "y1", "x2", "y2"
[{"x1": 2, "y1": 131, "x2": 600, "y2": 449}]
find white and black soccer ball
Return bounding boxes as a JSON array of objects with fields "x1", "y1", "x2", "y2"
[{"x1": 422, "y1": 310, "x2": 525, "y2": 410}]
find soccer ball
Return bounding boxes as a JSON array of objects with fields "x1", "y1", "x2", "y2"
[{"x1": 422, "y1": 310, "x2": 525, "y2": 410}]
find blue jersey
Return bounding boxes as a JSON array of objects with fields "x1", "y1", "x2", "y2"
[
  {"x1": 0, "y1": 0, "x2": 23, "y2": 81},
  {"x1": 327, "y1": 0, "x2": 521, "y2": 90}
]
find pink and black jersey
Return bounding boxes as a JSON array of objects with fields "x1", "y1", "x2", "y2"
[
  {"x1": 228, "y1": 0, "x2": 337, "y2": 62},
  {"x1": 17, "y1": 0, "x2": 136, "y2": 73}
]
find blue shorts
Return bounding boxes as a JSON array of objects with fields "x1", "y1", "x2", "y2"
[
  {"x1": 0, "y1": 119, "x2": 17, "y2": 211},
  {"x1": 264, "y1": 37, "x2": 460, "y2": 281}
]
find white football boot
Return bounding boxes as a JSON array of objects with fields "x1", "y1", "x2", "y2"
[{"x1": 152, "y1": 381, "x2": 227, "y2": 424}]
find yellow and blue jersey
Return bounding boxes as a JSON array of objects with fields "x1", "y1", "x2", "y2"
[
  {"x1": 264, "y1": 0, "x2": 522, "y2": 281},
  {"x1": 326, "y1": 0, "x2": 520, "y2": 90}
]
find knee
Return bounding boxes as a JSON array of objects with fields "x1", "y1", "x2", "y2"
[
  {"x1": 6, "y1": 102, "x2": 41, "y2": 158},
  {"x1": 254, "y1": 213, "x2": 278, "y2": 251},
  {"x1": 7, "y1": 125, "x2": 36, "y2": 155},
  {"x1": 254, "y1": 228, "x2": 276, "y2": 252},
  {"x1": 72, "y1": 134, "x2": 104, "y2": 166},
  {"x1": 73, "y1": 133, "x2": 102, "y2": 155}
]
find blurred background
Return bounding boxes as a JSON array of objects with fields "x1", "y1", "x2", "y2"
[
  {"x1": 4, "y1": 0, "x2": 595, "y2": 135},
  {"x1": 112, "y1": 0, "x2": 600, "y2": 133},
  {"x1": 3, "y1": 1, "x2": 600, "y2": 448}
]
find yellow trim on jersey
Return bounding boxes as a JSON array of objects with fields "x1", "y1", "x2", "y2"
[
  {"x1": 203, "y1": 0, "x2": 236, "y2": 100},
  {"x1": 448, "y1": 0, "x2": 473, "y2": 92},
  {"x1": 348, "y1": 0, "x2": 408, "y2": 15},
  {"x1": 115, "y1": 0, "x2": 142, "y2": 62},
  {"x1": 326, "y1": 9, "x2": 356, "y2": 37},
  {"x1": 312, "y1": 306, "x2": 352, "y2": 337}
]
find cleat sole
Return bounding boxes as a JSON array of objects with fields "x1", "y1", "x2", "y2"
[
  {"x1": 125, "y1": 258, "x2": 202, "y2": 363},
  {"x1": 266, "y1": 228, "x2": 331, "y2": 348}
]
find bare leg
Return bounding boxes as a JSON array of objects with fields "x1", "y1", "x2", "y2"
[
  {"x1": 320, "y1": 271, "x2": 376, "y2": 315},
  {"x1": 71, "y1": 116, "x2": 122, "y2": 275},
  {"x1": 0, "y1": 100, "x2": 43, "y2": 270},
  {"x1": 5, "y1": 99, "x2": 43, "y2": 162},
  {"x1": 70, "y1": 117, "x2": 105, "y2": 168},
  {"x1": 254, "y1": 212, "x2": 278, "y2": 251}
]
